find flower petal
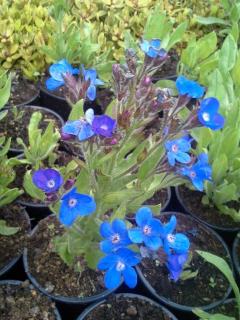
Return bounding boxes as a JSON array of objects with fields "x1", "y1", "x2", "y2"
[
  {"x1": 144, "y1": 235, "x2": 162, "y2": 250},
  {"x1": 128, "y1": 228, "x2": 144, "y2": 244},
  {"x1": 169, "y1": 233, "x2": 190, "y2": 254},
  {"x1": 123, "y1": 265, "x2": 138, "y2": 288},
  {"x1": 97, "y1": 254, "x2": 118, "y2": 270},
  {"x1": 100, "y1": 221, "x2": 113, "y2": 238},
  {"x1": 112, "y1": 219, "x2": 127, "y2": 234},
  {"x1": 100, "y1": 239, "x2": 114, "y2": 253},
  {"x1": 87, "y1": 85, "x2": 96, "y2": 101},
  {"x1": 45, "y1": 77, "x2": 63, "y2": 91},
  {"x1": 59, "y1": 202, "x2": 78, "y2": 226},
  {"x1": 62, "y1": 120, "x2": 82, "y2": 136},
  {"x1": 175, "y1": 151, "x2": 191, "y2": 164},
  {"x1": 136, "y1": 207, "x2": 152, "y2": 227},
  {"x1": 104, "y1": 267, "x2": 121, "y2": 289}
]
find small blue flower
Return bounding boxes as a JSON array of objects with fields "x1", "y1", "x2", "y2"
[
  {"x1": 180, "y1": 153, "x2": 212, "y2": 191},
  {"x1": 82, "y1": 66, "x2": 104, "y2": 101},
  {"x1": 165, "y1": 136, "x2": 191, "y2": 166},
  {"x1": 46, "y1": 59, "x2": 79, "y2": 91},
  {"x1": 166, "y1": 253, "x2": 188, "y2": 282},
  {"x1": 100, "y1": 219, "x2": 132, "y2": 253},
  {"x1": 32, "y1": 168, "x2": 63, "y2": 194},
  {"x1": 198, "y1": 97, "x2": 225, "y2": 130},
  {"x1": 128, "y1": 207, "x2": 163, "y2": 250},
  {"x1": 97, "y1": 248, "x2": 140, "y2": 289},
  {"x1": 160, "y1": 216, "x2": 190, "y2": 255},
  {"x1": 59, "y1": 187, "x2": 96, "y2": 226},
  {"x1": 92, "y1": 115, "x2": 117, "y2": 138},
  {"x1": 176, "y1": 76, "x2": 205, "y2": 99},
  {"x1": 140, "y1": 39, "x2": 167, "y2": 58}
]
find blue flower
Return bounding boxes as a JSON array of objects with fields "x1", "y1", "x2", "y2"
[
  {"x1": 32, "y1": 168, "x2": 63, "y2": 194},
  {"x1": 128, "y1": 207, "x2": 163, "y2": 250},
  {"x1": 180, "y1": 153, "x2": 212, "y2": 191},
  {"x1": 100, "y1": 219, "x2": 132, "y2": 253},
  {"x1": 92, "y1": 115, "x2": 117, "y2": 138},
  {"x1": 166, "y1": 253, "x2": 188, "y2": 282},
  {"x1": 160, "y1": 216, "x2": 190, "y2": 255},
  {"x1": 59, "y1": 187, "x2": 96, "y2": 226},
  {"x1": 46, "y1": 59, "x2": 79, "y2": 91},
  {"x1": 82, "y1": 66, "x2": 104, "y2": 101},
  {"x1": 97, "y1": 248, "x2": 140, "y2": 289},
  {"x1": 176, "y1": 76, "x2": 205, "y2": 99},
  {"x1": 140, "y1": 39, "x2": 167, "y2": 58},
  {"x1": 198, "y1": 97, "x2": 225, "y2": 130},
  {"x1": 165, "y1": 136, "x2": 191, "y2": 166}
]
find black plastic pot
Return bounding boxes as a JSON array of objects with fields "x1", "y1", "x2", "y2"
[
  {"x1": 23, "y1": 216, "x2": 120, "y2": 306},
  {"x1": 175, "y1": 187, "x2": 240, "y2": 245},
  {"x1": 76, "y1": 293, "x2": 178, "y2": 320},
  {"x1": 0, "y1": 208, "x2": 31, "y2": 278},
  {"x1": 0, "y1": 280, "x2": 61, "y2": 319},
  {"x1": 6, "y1": 83, "x2": 40, "y2": 108},
  {"x1": 232, "y1": 232, "x2": 240, "y2": 282},
  {"x1": 7, "y1": 105, "x2": 64, "y2": 157},
  {"x1": 136, "y1": 211, "x2": 232, "y2": 314}
]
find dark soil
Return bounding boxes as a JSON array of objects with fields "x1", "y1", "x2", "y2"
[
  {"x1": 178, "y1": 186, "x2": 240, "y2": 229},
  {"x1": 139, "y1": 213, "x2": 230, "y2": 308},
  {"x1": 8, "y1": 73, "x2": 39, "y2": 106},
  {"x1": 0, "y1": 204, "x2": 30, "y2": 271},
  {"x1": 84, "y1": 295, "x2": 174, "y2": 320},
  {"x1": 144, "y1": 189, "x2": 168, "y2": 209},
  {"x1": 27, "y1": 215, "x2": 105, "y2": 297},
  {"x1": 210, "y1": 299, "x2": 238, "y2": 318},
  {"x1": 152, "y1": 49, "x2": 178, "y2": 81},
  {"x1": 0, "y1": 106, "x2": 62, "y2": 150},
  {"x1": 0, "y1": 280, "x2": 57, "y2": 320}
]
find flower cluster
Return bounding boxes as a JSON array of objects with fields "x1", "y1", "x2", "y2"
[{"x1": 98, "y1": 207, "x2": 190, "y2": 289}]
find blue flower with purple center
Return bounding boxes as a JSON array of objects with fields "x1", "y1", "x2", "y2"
[
  {"x1": 32, "y1": 168, "x2": 63, "y2": 194},
  {"x1": 140, "y1": 39, "x2": 167, "y2": 58},
  {"x1": 82, "y1": 66, "x2": 104, "y2": 101},
  {"x1": 128, "y1": 207, "x2": 163, "y2": 250},
  {"x1": 97, "y1": 247, "x2": 140, "y2": 289},
  {"x1": 165, "y1": 136, "x2": 191, "y2": 167},
  {"x1": 59, "y1": 187, "x2": 96, "y2": 226},
  {"x1": 46, "y1": 59, "x2": 79, "y2": 91},
  {"x1": 180, "y1": 153, "x2": 212, "y2": 191},
  {"x1": 100, "y1": 219, "x2": 132, "y2": 253},
  {"x1": 92, "y1": 115, "x2": 117, "y2": 138},
  {"x1": 167, "y1": 253, "x2": 188, "y2": 281},
  {"x1": 176, "y1": 76, "x2": 205, "y2": 99},
  {"x1": 198, "y1": 97, "x2": 225, "y2": 130}
]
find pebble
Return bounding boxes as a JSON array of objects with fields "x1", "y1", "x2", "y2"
[
  {"x1": 126, "y1": 305, "x2": 138, "y2": 316},
  {"x1": 45, "y1": 282, "x2": 55, "y2": 293}
]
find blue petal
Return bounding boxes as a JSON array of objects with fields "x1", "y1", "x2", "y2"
[
  {"x1": 100, "y1": 240, "x2": 114, "y2": 253},
  {"x1": 117, "y1": 248, "x2": 140, "y2": 266},
  {"x1": 140, "y1": 40, "x2": 150, "y2": 53},
  {"x1": 62, "y1": 120, "x2": 82, "y2": 136},
  {"x1": 45, "y1": 77, "x2": 63, "y2": 91},
  {"x1": 61, "y1": 187, "x2": 77, "y2": 201},
  {"x1": 169, "y1": 233, "x2": 190, "y2": 254},
  {"x1": 136, "y1": 207, "x2": 152, "y2": 227},
  {"x1": 72, "y1": 68, "x2": 80, "y2": 75},
  {"x1": 163, "y1": 215, "x2": 177, "y2": 236},
  {"x1": 147, "y1": 47, "x2": 159, "y2": 58},
  {"x1": 77, "y1": 123, "x2": 95, "y2": 141},
  {"x1": 49, "y1": 63, "x2": 67, "y2": 81},
  {"x1": 59, "y1": 202, "x2": 78, "y2": 226},
  {"x1": 87, "y1": 85, "x2": 96, "y2": 101},
  {"x1": 74, "y1": 193, "x2": 96, "y2": 216},
  {"x1": 104, "y1": 267, "x2": 121, "y2": 289},
  {"x1": 85, "y1": 108, "x2": 94, "y2": 124},
  {"x1": 97, "y1": 254, "x2": 118, "y2": 270},
  {"x1": 128, "y1": 228, "x2": 144, "y2": 244},
  {"x1": 123, "y1": 266, "x2": 138, "y2": 288},
  {"x1": 192, "y1": 176, "x2": 204, "y2": 191},
  {"x1": 200, "y1": 97, "x2": 219, "y2": 115},
  {"x1": 208, "y1": 114, "x2": 225, "y2": 130},
  {"x1": 177, "y1": 138, "x2": 191, "y2": 152},
  {"x1": 100, "y1": 222, "x2": 113, "y2": 238},
  {"x1": 150, "y1": 39, "x2": 161, "y2": 49},
  {"x1": 149, "y1": 218, "x2": 163, "y2": 235},
  {"x1": 167, "y1": 152, "x2": 176, "y2": 166},
  {"x1": 175, "y1": 151, "x2": 191, "y2": 164},
  {"x1": 144, "y1": 235, "x2": 163, "y2": 250},
  {"x1": 112, "y1": 219, "x2": 127, "y2": 234},
  {"x1": 94, "y1": 78, "x2": 104, "y2": 86},
  {"x1": 84, "y1": 69, "x2": 97, "y2": 82},
  {"x1": 164, "y1": 140, "x2": 172, "y2": 151}
]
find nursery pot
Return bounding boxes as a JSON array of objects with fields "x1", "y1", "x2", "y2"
[
  {"x1": 23, "y1": 215, "x2": 120, "y2": 306},
  {"x1": 76, "y1": 293, "x2": 178, "y2": 320},
  {"x1": 5, "y1": 105, "x2": 64, "y2": 157},
  {"x1": 0, "y1": 206, "x2": 31, "y2": 278},
  {"x1": 136, "y1": 212, "x2": 232, "y2": 314},
  {"x1": 0, "y1": 280, "x2": 61, "y2": 319},
  {"x1": 175, "y1": 186, "x2": 240, "y2": 244},
  {"x1": 207, "y1": 298, "x2": 239, "y2": 319},
  {"x1": 232, "y1": 232, "x2": 240, "y2": 281}
]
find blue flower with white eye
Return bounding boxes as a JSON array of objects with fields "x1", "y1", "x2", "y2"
[
  {"x1": 128, "y1": 207, "x2": 163, "y2": 250},
  {"x1": 59, "y1": 187, "x2": 96, "y2": 226},
  {"x1": 140, "y1": 39, "x2": 167, "y2": 58},
  {"x1": 166, "y1": 253, "x2": 188, "y2": 282},
  {"x1": 32, "y1": 168, "x2": 63, "y2": 194},
  {"x1": 82, "y1": 66, "x2": 104, "y2": 101},
  {"x1": 46, "y1": 59, "x2": 79, "y2": 91},
  {"x1": 176, "y1": 76, "x2": 205, "y2": 99},
  {"x1": 165, "y1": 136, "x2": 191, "y2": 167},
  {"x1": 161, "y1": 216, "x2": 190, "y2": 255},
  {"x1": 100, "y1": 219, "x2": 132, "y2": 253},
  {"x1": 92, "y1": 114, "x2": 117, "y2": 138},
  {"x1": 97, "y1": 248, "x2": 140, "y2": 289},
  {"x1": 198, "y1": 97, "x2": 225, "y2": 130},
  {"x1": 180, "y1": 153, "x2": 212, "y2": 191}
]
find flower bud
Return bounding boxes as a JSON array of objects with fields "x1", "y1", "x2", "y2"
[
  {"x1": 61, "y1": 131, "x2": 74, "y2": 141},
  {"x1": 63, "y1": 179, "x2": 75, "y2": 190},
  {"x1": 46, "y1": 193, "x2": 58, "y2": 202}
]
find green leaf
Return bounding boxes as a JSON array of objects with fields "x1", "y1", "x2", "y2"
[
  {"x1": 195, "y1": 16, "x2": 229, "y2": 26},
  {"x1": 144, "y1": 9, "x2": 172, "y2": 40},
  {"x1": 0, "y1": 220, "x2": 19, "y2": 236},
  {"x1": 212, "y1": 154, "x2": 228, "y2": 183},
  {"x1": 0, "y1": 73, "x2": 11, "y2": 110},
  {"x1": 138, "y1": 145, "x2": 164, "y2": 180},
  {"x1": 68, "y1": 99, "x2": 84, "y2": 120},
  {"x1": 193, "y1": 308, "x2": 234, "y2": 320},
  {"x1": 166, "y1": 21, "x2": 188, "y2": 50},
  {"x1": 219, "y1": 35, "x2": 237, "y2": 72},
  {"x1": 23, "y1": 170, "x2": 45, "y2": 201},
  {"x1": 154, "y1": 80, "x2": 177, "y2": 95}
]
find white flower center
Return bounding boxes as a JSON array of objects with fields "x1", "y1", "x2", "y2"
[
  {"x1": 111, "y1": 233, "x2": 120, "y2": 244},
  {"x1": 190, "y1": 171, "x2": 196, "y2": 178},
  {"x1": 47, "y1": 179, "x2": 55, "y2": 188},
  {"x1": 171, "y1": 144, "x2": 178, "y2": 153},
  {"x1": 116, "y1": 261, "x2": 125, "y2": 271},
  {"x1": 202, "y1": 112, "x2": 210, "y2": 122},
  {"x1": 100, "y1": 124, "x2": 108, "y2": 131},
  {"x1": 143, "y1": 225, "x2": 152, "y2": 235},
  {"x1": 68, "y1": 198, "x2": 77, "y2": 208},
  {"x1": 167, "y1": 234, "x2": 175, "y2": 243}
]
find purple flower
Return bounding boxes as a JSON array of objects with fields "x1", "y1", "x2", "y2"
[
  {"x1": 165, "y1": 136, "x2": 191, "y2": 166},
  {"x1": 92, "y1": 115, "x2": 116, "y2": 138},
  {"x1": 128, "y1": 207, "x2": 163, "y2": 250},
  {"x1": 59, "y1": 187, "x2": 96, "y2": 226},
  {"x1": 46, "y1": 59, "x2": 79, "y2": 91},
  {"x1": 32, "y1": 169, "x2": 63, "y2": 194},
  {"x1": 140, "y1": 39, "x2": 167, "y2": 58},
  {"x1": 180, "y1": 153, "x2": 212, "y2": 191},
  {"x1": 176, "y1": 76, "x2": 205, "y2": 99},
  {"x1": 82, "y1": 66, "x2": 104, "y2": 101},
  {"x1": 166, "y1": 253, "x2": 188, "y2": 281},
  {"x1": 198, "y1": 97, "x2": 225, "y2": 130},
  {"x1": 97, "y1": 248, "x2": 140, "y2": 289}
]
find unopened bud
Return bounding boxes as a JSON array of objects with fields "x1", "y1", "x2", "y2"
[
  {"x1": 46, "y1": 193, "x2": 58, "y2": 202},
  {"x1": 61, "y1": 131, "x2": 74, "y2": 141},
  {"x1": 63, "y1": 179, "x2": 75, "y2": 190}
]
